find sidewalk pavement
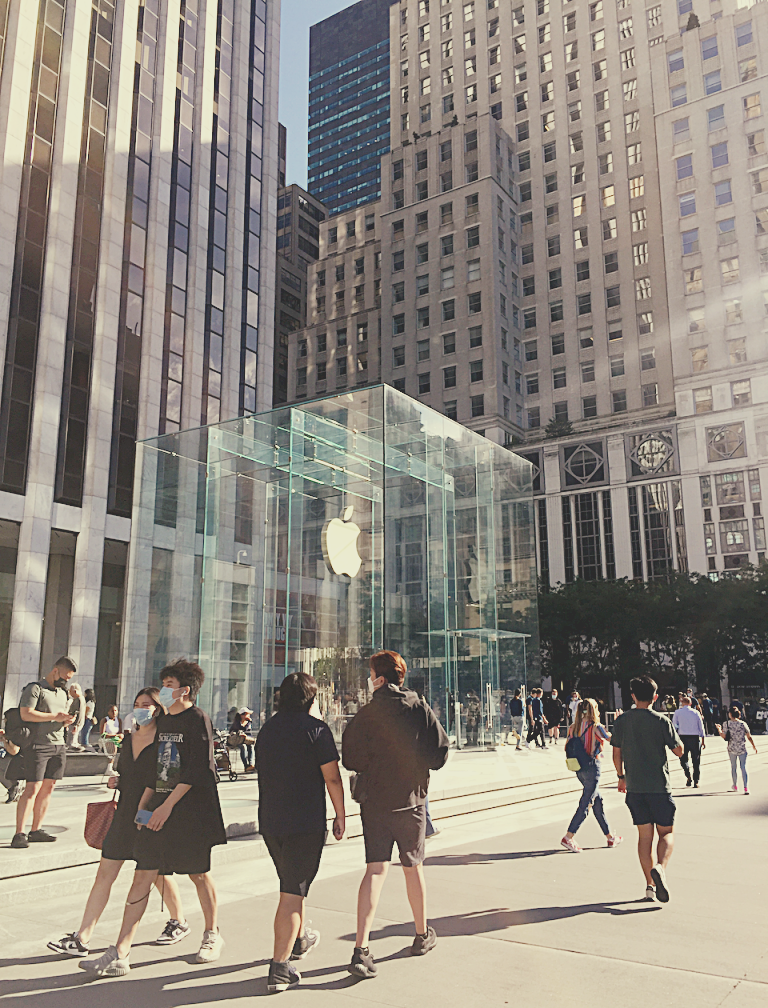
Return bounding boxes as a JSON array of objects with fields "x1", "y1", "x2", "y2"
[{"x1": 1, "y1": 740, "x2": 766, "y2": 1006}]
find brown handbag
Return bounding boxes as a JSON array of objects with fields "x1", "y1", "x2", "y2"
[{"x1": 84, "y1": 798, "x2": 118, "y2": 850}]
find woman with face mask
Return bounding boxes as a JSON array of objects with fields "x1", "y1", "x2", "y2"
[{"x1": 46, "y1": 688, "x2": 189, "y2": 959}]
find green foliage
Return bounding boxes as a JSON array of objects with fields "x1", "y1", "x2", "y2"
[
  {"x1": 544, "y1": 416, "x2": 574, "y2": 439},
  {"x1": 538, "y1": 566, "x2": 768, "y2": 697}
]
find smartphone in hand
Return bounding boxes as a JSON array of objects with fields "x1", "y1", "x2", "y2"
[{"x1": 134, "y1": 809, "x2": 152, "y2": 826}]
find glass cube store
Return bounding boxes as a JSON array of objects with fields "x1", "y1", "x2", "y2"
[{"x1": 120, "y1": 387, "x2": 538, "y2": 746}]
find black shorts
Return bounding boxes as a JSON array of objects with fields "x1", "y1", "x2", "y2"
[
  {"x1": 133, "y1": 823, "x2": 213, "y2": 875},
  {"x1": 361, "y1": 804, "x2": 427, "y2": 867},
  {"x1": 262, "y1": 830, "x2": 326, "y2": 898},
  {"x1": 21, "y1": 744, "x2": 67, "y2": 782},
  {"x1": 625, "y1": 792, "x2": 676, "y2": 828}
]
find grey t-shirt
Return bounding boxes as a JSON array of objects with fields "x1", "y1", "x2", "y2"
[
  {"x1": 19, "y1": 680, "x2": 70, "y2": 745},
  {"x1": 611, "y1": 707, "x2": 682, "y2": 794}
]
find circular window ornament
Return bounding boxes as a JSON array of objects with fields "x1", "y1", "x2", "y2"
[
  {"x1": 635, "y1": 435, "x2": 671, "y2": 472},
  {"x1": 564, "y1": 444, "x2": 601, "y2": 483}
]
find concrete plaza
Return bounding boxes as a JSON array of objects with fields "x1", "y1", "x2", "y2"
[{"x1": 1, "y1": 740, "x2": 766, "y2": 1006}]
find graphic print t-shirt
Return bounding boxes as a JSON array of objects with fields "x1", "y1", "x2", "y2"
[{"x1": 147, "y1": 705, "x2": 226, "y2": 847}]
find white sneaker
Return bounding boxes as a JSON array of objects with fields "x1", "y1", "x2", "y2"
[
  {"x1": 644, "y1": 886, "x2": 657, "y2": 902},
  {"x1": 195, "y1": 929, "x2": 224, "y2": 963},
  {"x1": 79, "y1": 945, "x2": 130, "y2": 977}
]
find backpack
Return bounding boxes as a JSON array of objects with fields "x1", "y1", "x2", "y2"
[
  {"x1": 564, "y1": 732, "x2": 595, "y2": 772},
  {"x1": 3, "y1": 707, "x2": 32, "y2": 749}
]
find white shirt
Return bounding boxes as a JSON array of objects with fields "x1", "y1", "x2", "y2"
[{"x1": 672, "y1": 706, "x2": 704, "y2": 737}]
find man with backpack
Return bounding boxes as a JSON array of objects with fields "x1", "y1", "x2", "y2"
[
  {"x1": 342, "y1": 651, "x2": 449, "y2": 980},
  {"x1": 11, "y1": 656, "x2": 76, "y2": 848}
]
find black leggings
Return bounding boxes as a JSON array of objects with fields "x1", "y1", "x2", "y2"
[{"x1": 679, "y1": 735, "x2": 702, "y2": 783}]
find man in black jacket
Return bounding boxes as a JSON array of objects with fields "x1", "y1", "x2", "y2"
[{"x1": 342, "y1": 651, "x2": 449, "y2": 980}]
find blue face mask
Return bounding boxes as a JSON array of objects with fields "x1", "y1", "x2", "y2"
[
  {"x1": 157, "y1": 686, "x2": 176, "y2": 708},
  {"x1": 132, "y1": 707, "x2": 155, "y2": 728}
]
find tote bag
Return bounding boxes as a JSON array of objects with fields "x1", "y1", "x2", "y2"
[{"x1": 84, "y1": 798, "x2": 118, "y2": 850}]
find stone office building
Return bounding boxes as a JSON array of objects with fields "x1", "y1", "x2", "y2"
[
  {"x1": 286, "y1": 0, "x2": 768, "y2": 589},
  {"x1": 0, "y1": 0, "x2": 280, "y2": 712}
]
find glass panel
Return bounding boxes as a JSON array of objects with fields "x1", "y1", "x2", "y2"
[{"x1": 124, "y1": 388, "x2": 538, "y2": 745}]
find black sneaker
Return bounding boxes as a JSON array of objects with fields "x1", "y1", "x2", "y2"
[
  {"x1": 348, "y1": 947, "x2": 377, "y2": 979},
  {"x1": 155, "y1": 919, "x2": 191, "y2": 945},
  {"x1": 650, "y1": 864, "x2": 670, "y2": 903},
  {"x1": 5, "y1": 782, "x2": 24, "y2": 803},
  {"x1": 267, "y1": 960, "x2": 300, "y2": 993},
  {"x1": 10, "y1": 833, "x2": 28, "y2": 848},
  {"x1": 685, "y1": 779, "x2": 692, "y2": 787},
  {"x1": 28, "y1": 829, "x2": 57, "y2": 843},
  {"x1": 290, "y1": 926, "x2": 320, "y2": 960},
  {"x1": 48, "y1": 933, "x2": 90, "y2": 957},
  {"x1": 411, "y1": 926, "x2": 437, "y2": 956}
]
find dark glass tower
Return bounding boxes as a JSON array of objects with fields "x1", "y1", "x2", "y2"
[{"x1": 307, "y1": 0, "x2": 391, "y2": 216}]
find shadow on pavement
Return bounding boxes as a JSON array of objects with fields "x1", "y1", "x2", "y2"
[{"x1": 424, "y1": 850, "x2": 568, "y2": 866}]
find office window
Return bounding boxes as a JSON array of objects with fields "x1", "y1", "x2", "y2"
[
  {"x1": 711, "y1": 142, "x2": 728, "y2": 168},
  {"x1": 596, "y1": 149, "x2": 612, "y2": 173},
  {"x1": 619, "y1": 18, "x2": 633, "y2": 39},
  {"x1": 336, "y1": 327, "x2": 347, "y2": 346},
  {"x1": 714, "y1": 180, "x2": 732, "y2": 205},
  {"x1": 673, "y1": 118, "x2": 689, "y2": 142},
  {"x1": 567, "y1": 70, "x2": 580, "y2": 91},
  {"x1": 735, "y1": 22, "x2": 753, "y2": 47},
  {"x1": 629, "y1": 175, "x2": 644, "y2": 199},
  {"x1": 725, "y1": 299, "x2": 742, "y2": 324},
  {"x1": 642, "y1": 383, "x2": 658, "y2": 407},
  {"x1": 605, "y1": 285, "x2": 621, "y2": 308},
  {"x1": 553, "y1": 367, "x2": 566, "y2": 389},
  {"x1": 545, "y1": 173, "x2": 558, "y2": 194},
  {"x1": 728, "y1": 338, "x2": 746, "y2": 364},
  {"x1": 549, "y1": 268, "x2": 562, "y2": 290},
  {"x1": 608, "y1": 326, "x2": 623, "y2": 343},
  {"x1": 576, "y1": 259, "x2": 590, "y2": 281},
  {"x1": 717, "y1": 218, "x2": 736, "y2": 244},
  {"x1": 592, "y1": 29, "x2": 605, "y2": 51},
  {"x1": 757, "y1": 209, "x2": 768, "y2": 234},
  {"x1": 542, "y1": 111, "x2": 555, "y2": 132},
  {"x1": 612, "y1": 390, "x2": 627, "y2": 413},
  {"x1": 416, "y1": 274, "x2": 430, "y2": 297},
  {"x1": 416, "y1": 243, "x2": 429, "y2": 265},
  {"x1": 636, "y1": 277, "x2": 652, "y2": 300},
  {"x1": 468, "y1": 291, "x2": 482, "y2": 313},
  {"x1": 752, "y1": 167, "x2": 768, "y2": 194},
  {"x1": 392, "y1": 250, "x2": 405, "y2": 272},
  {"x1": 694, "y1": 387, "x2": 713, "y2": 413},
  {"x1": 393, "y1": 314, "x2": 406, "y2": 335},
  {"x1": 553, "y1": 402, "x2": 568, "y2": 422},
  {"x1": 444, "y1": 400, "x2": 458, "y2": 420},
  {"x1": 443, "y1": 332, "x2": 456, "y2": 355},
  {"x1": 574, "y1": 227, "x2": 588, "y2": 250},
  {"x1": 623, "y1": 79, "x2": 637, "y2": 102},
  {"x1": 601, "y1": 185, "x2": 615, "y2": 208},
  {"x1": 740, "y1": 57, "x2": 757, "y2": 83},
  {"x1": 417, "y1": 306, "x2": 430, "y2": 328},
  {"x1": 443, "y1": 365, "x2": 457, "y2": 388},
  {"x1": 732, "y1": 379, "x2": 751, "y2": 407},
  {"x1": 748, "y1": 130, "x2": 766, "y2": 156},
  {"x1": 392, "y1": 281, "x2": 405, "y2": 303},
  {"x1": 572, "y1": 163, "x2": 585, "y2": 185},
  {"x1": 578, "y1": 292, "x2": 592, "y2": 315},
  {"x1": 466, "y1": 225, "x2": 480, "y2": 248},
  {"x1": 685, "y1": 267, "x2": 702, "y2": 294},
  {"x1": 546, "y1": 204, "x2": 559, "y2": 226},
  {"x1": 704, "y1": 71, "x2": 721, "y2": 96},
  {"x1": 679, "y1": 192, "x2": 696, "y2": 217},
  {"x1": 681, "y1": 229, "x2": 699, "y2": 255},
  {"x1": 418, "y1": 372, "x2": 431, "y2": 395},
  {"x1": 691, "y1": 347, "x2": 708, "y2": 372},
  {"x1": 610, "y1": 355, "x2": 625, "y2": 377},
  {"x1": 708, "y1": 104, "x2": 725, "y2": 130},
  {"x1": 668, "y1": 50, "x2": 684, "y2": 74},
  {"x1": 471, "y1": 394, "x2": 484, "y2": 417},
  {"x1": 688, "y1": 307, "x2": 705, "y2": 333},
  {"x1": 676, "y1": 154, "x2": 692, "y2": 180},
  {"x1": 594, "y1": 90, "x2": 609, "y2": 114},
  {"x1": 701, "y1": 36, "x2": 718, "y2": 61},
  {"x1": 721, "y1": 257, "x2": 739, "y2": 284},
  {"x1": 550, "y1": 298, "x2": 564, "y2": 322},
  {"x1": 604, "y1": 253, "x2": 619, "y2": 274},
  {"x1": 633, "y1": 242, "x2": 649, "y2": 266},
  {"x1": 393, "y1": 346, "x2": 405, "y2": 368},
  {"x1": 638, "y1": 312, "x2": 654, "y2": 335},
  {"x1": 640, "y1": 348, "x2": 656, "y2": 372},
  {"x1": 603, "y1": 218, "x2": 618, "y2": 240},
  {"x1": 625, "y1": 111, "x2": 640, "y2": 134},
  {"x1": 539, "y1": 51, "x2": 552, "y2": 72},
  {"x1": 581, "y1": 360, "x2": 595, "y2": 383},
  {"x1": 569, "y1": 101, "x2": 582, "y2": 122},
  {"x1": 470, "y1": 359, "x2": 484, "y2": 383}
]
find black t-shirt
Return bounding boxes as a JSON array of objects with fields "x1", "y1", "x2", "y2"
[
  {"x1": 145, "y1": 706, "x2": 226, "y2": 848},
  {"x1": 256, "y1": 711, "x2": 339, "y2": 836}
]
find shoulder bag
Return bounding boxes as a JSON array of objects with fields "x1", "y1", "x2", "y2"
[{"x1": 84, "y1": 798, "x2": 118, "y2": 850}]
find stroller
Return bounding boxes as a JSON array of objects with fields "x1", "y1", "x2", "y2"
[{"x1": 213, "y1": 729, "x2": 238, "y2": 782}]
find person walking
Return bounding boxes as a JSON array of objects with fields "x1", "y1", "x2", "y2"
[
  {"x1": 81, "y1": 689, "x2": 96, "y2": 748},
  {"x1": 560, "y1": 698, "x2": 622, "y2": 853},
  {"x1": 47, "y1": 688, "x2": 189, "y2": 958},
  {"x1": 568, "y1": 691, "x2": 581, "y2": 725},
  {"x1": 255, "y1": 672, "x2": 345, "y2": 993},
  {"x1": 12, "y1": 657, "x2": 76, "y2": 848},
  {"x1": 611, "y1": 676, "x2": 683, "y2": 903},
  {"x1": 544, "y1": 689, "x2": 566, "y2": 745},
  {"x1": 699, "y1": 693, "x2": 716, "y2": 736},
  {"x1": 716, "y1": 706, "x2": 757, "y2": 794},
  {"x1": 342, "y1": 651, "x2": 449, "y2": 980},
  {"x1": 527, "y1": 688, "x2": 546, "y2": 748},
  {"x1": 672, "y1": 696, "x2": 706, "y2": 788},
  {"x1": 80, "y1": 660, "x2": 227, "y2": 979},
  {"x1": 67, "y1": 684, "x2": 86, "y2": 750},
  {"x1": 464, "y1": 691, "x2": 481, "y2": 746},
  {"x1": 508, "y1": 689, "x2": 525, "y2": 750}
]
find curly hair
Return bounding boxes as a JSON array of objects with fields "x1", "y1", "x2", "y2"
[{"x1": 160, "y1": 658, "x2": 205, "y2": 700}]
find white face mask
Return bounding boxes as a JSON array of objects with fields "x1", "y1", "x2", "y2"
[{"x1": 132, "y1": 707, "x2": 155, "y2": 727}]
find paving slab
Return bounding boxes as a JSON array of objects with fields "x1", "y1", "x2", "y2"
[{"x1": 0, "y1": 743, "x2": 765, "y2": 1006}]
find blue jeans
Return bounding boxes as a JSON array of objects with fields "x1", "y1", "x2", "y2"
[
  {"x1": 567, "y1": 763, "x2": 610, "y2": 836},
  {"x1": 730, "y1": 752, "x2": 748, "y2": 788},
  {"x1": 80, "y1": 723, "x2": 92, "y2": 747},
  {"x1": 240, "y1": 743, "x2": 254, "y2": 769}
]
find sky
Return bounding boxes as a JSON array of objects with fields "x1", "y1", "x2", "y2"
[{"x1": 278, "y1": 0, "x2": 354, "y2": 189}]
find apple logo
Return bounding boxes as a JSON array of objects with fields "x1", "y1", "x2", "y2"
[{"x1": 322, "y1": 505, "x2": 363, "y2": 577}]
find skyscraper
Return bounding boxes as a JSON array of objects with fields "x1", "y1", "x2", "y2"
[
  {"x1": 0, "y1": 0, "x2": 279, "y2": 710},
  {"x1": 307, "y1": 0, "x2": 391, "y2": 215},
  {"x1": 287, "y1": 0, "x2": 768, "y2": 587}
]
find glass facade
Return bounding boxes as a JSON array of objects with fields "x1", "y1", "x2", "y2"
[{"x1": 123, "y1": 387, "x2": 538, "y2": 746}]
